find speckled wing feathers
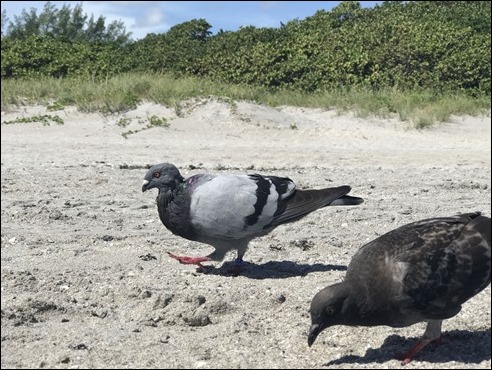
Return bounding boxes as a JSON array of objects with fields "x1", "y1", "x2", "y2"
[{"x1": 346, "y1": 213, "x2": 491, "y2": 323}]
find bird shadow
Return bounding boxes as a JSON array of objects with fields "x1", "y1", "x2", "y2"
[
  {"x1": 203, "y1": 260, "x2": 347, "y2": 279},
  {"x1": 321, "y1": 329, "x2": 491, "y2": 366}
]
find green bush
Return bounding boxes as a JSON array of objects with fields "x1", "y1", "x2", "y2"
[{"x1": 1, "y1": 1, "x2": 490, "y2": 95}]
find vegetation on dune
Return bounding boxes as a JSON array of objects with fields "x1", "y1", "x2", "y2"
[{"x1": 1, "y1": 1, "x2": 490, "y2": 127}]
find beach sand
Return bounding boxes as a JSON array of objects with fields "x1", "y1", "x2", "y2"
[{"x1": 1, "y1": 98, "x2": 490, "y2": 368}]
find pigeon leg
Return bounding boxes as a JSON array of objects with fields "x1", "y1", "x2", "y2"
[
  {"x1": 167, "y1": 252, "x2": 211, "y2": 269},
  {"x1": 397, "y1": 320, "x2": 442, "y2": 365},
  {"x1": 221, "y1": 241, "x2": 248, "y2": 276},
  {"x1": 225, "y1": 258, "x2": 244, "y2": 276}
]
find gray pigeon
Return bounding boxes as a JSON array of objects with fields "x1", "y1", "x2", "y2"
[
  {"x1": 308, "y1": 212, "x2": 491, "y2": 365},
  {"x1": 142, "y1": 163, "x2": 363, "y2": 273}
]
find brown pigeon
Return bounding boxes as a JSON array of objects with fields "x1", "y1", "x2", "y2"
[{"x1": 308, "y1": 212, "x2": 491, "y2": 365}]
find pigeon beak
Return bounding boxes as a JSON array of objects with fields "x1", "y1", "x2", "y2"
[
  {"x1": 307, "y1": 324, "x2": 321, "y2": 347},
  {"x1": 142, "y1": 179, "x2": 150, "y2": 192}
]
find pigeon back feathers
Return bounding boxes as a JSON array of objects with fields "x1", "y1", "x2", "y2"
[{"x1": 345, "y1": 212, "x2": 491, "y2": 323}]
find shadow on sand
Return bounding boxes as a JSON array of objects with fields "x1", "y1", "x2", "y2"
[
  {"x1": 320, "y1": 329, "x2": 491, "y2": 366},
  {"x1": 204, "y1": 260, "x2": 347, "y2": 279}
]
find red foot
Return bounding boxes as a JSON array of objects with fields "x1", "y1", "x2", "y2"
[
  {"x1": 396, "y1": 336, "x2": 442, "y2": 365},
  {"x1": 167, "y1": 252, "x2": 211, "y2": 270}
]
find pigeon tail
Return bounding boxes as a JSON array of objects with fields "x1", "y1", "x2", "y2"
[
  {"x1": 328, "y1": 195, "x2": 364, "y2": 206},
  {"x1": 269, "y1": 186, "x2": 359, "y2": 227}
]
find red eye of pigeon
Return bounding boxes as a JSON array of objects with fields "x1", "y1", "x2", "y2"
[{"x1": 153, "y1": 172, "x2": 160, "y2": 178}]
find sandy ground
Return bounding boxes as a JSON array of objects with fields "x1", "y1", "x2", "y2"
[{"x1": 1, "y1": 98, "x2": 491, "y2": 369}]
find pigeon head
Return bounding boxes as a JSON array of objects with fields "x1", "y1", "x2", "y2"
[
  {"x1": 308, "y1": 282, "x2": 351, "y2": 347},
  {"x1": 142, "y1": 163, "x2": 184, "y2": 192}
]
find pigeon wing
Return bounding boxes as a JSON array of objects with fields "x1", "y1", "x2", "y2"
[
  {"x1": 393, "y1": 213, "x2": 490, "y2": 319},
  {"x1": 267, "y1": 185, "x2": 353, "y2": 228},
  {"x1": 188, "y1": 174, "x2": 286, "y2": 239}
]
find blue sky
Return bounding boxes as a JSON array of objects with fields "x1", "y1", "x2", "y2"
[{"x1": 1, "y1": 1, "x2": 381, "y2": 40}]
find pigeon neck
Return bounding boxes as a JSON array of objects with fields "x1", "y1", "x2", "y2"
[
  {"x1": 341, "y1": 279, "x2": 396, "y2": 327},
  {"x1": 339, "y1": 291, "x2": 366, "y2": 324},
  {"x1": 329, "y1": 280, "x2": 367, "y2": 324},
  {"x1": 157, "y1": 187, "x2": 174, "y2": 207},
  {"x1": 156, "y1": 177, "x2": 185, "y2": 194}
]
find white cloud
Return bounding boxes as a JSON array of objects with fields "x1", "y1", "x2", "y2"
[{"x1": 135, "y1": 7, "x2": 164, "y2": 28}]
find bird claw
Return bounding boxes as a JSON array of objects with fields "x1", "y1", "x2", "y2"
[
  {"x1": 396, "y1": 355, "x2": 412, "y2": 366},
  {"x1": 223, "y1": 258, "x2": 244, "y2": 276},
  {"x1": 167, "y1": 252, "x2": 211, "y2": 268},
  {"x1": 195, "y1": 266, "x2": 208, "y2": 273}
]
